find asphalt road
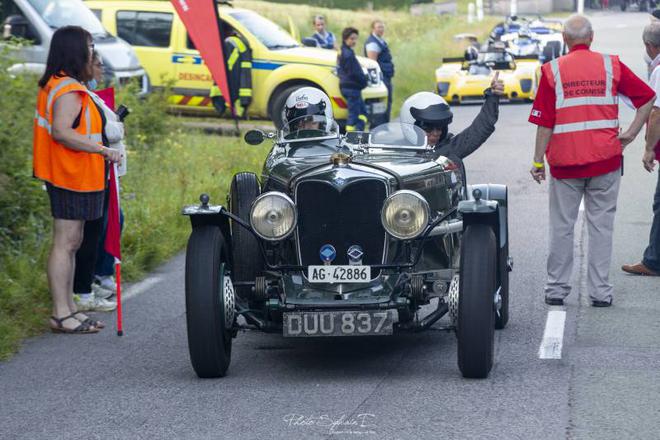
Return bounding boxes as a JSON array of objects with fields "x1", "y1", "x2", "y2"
[{"x1": 2, "y1": 12, "x2": 658, "y2": 440}]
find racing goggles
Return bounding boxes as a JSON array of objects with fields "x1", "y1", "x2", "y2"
[{"x1": 417, "y1": 121, "x2": 448, "y2": 133}]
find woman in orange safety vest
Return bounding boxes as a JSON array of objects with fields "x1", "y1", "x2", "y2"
[{"x1": 33, "y1": 26, "x2": 120, "y2": 334}]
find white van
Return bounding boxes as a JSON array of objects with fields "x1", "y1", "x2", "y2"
[{"x1": 1, "y1": 0, "x2": 148, "y2": 93}]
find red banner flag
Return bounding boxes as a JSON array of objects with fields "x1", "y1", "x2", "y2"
[
  {"x1": 171, "y1": 0, "x2": 232, "y2": 112},
  {"x1": 104, "y1": 164, "x2": 121, "y2": 261},
  {"x1": 95, "y1": 87, "x2": 115, "y2": 110},
  {"x1": 104, "y1": 163, "x2": 123, "y2": 335}
]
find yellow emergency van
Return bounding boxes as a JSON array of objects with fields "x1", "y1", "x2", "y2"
[{"x1": 85, "y1": 1, "x2": 389, "y2": 125}]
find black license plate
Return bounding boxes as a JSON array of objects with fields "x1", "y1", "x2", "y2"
[{"x1": 283, "y1": 310, "x2": 394, "y2": 337}]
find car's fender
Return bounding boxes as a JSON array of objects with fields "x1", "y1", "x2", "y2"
[
  {"x1": 459, "y1": 184, "x2": 508, "y2": 249},
  {"x1": 182, "y1": 200, "x2": 232, "y2": 244}
]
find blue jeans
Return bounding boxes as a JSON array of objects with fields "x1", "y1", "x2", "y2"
[
  {"x1": 643, "y1": 169, "x2": 660, "y2": 272},
  {"x1": 383, "y1": 77, "x2": 393, "y2": 124},
  {"x1": 95, "y1": 208, "x2": 124, "y2": 277},
  {"x1": 341, "y1": 88, "x2": 368, "y2": 131}
]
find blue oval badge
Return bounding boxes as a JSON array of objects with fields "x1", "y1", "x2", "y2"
[{"x1": 319, "y1": 244, "x2": 336, "y2": 264}]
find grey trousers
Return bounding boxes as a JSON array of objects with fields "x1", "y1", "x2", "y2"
[{"x1": 545, "y1": 169, "x2": 621, "y2": 303}]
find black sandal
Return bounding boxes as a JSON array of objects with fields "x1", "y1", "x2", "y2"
[
  {"x1": 72, "y1": 312, "x2": 106, "y2": 329},
  {"x1": 50, "y1": 314, "x2": 99, "y2": 334}
]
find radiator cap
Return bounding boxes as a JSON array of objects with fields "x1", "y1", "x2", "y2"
[{"x1": 330, "y1": 152, "x2": 352, "y2": 166}]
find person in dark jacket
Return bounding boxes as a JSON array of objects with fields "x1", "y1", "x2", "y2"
[
  {"x1": 365, "y1": 20, "x2": 394, "y2": 125},
  {"x1": 337, "y1": 27, "x2": 368, "y2": 132}
]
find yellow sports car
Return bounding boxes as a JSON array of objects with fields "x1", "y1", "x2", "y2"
[{"x1": 435, "y1": 49, "x2": 539, "y2": 104}]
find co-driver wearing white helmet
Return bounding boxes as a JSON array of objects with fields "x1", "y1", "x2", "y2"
[{"x1": 400, "y1": 73, "x2": 504, "y2": 182}]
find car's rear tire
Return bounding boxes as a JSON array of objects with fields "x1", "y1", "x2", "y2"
[
  {"x1": 229, "y1": 173, "x2": 263, "y2": 301},
  {"x1": 542, "y1": 41, "x2": 562, "y2": 64},
  {"x1": 185, "y1": 226, "x2": 234, "y2": 378},
  {"x1": 457, "y1": 224, "x2": 497, "y2": 379},
  {"x1": 495, "y1": 242, "x2": 510, "y2": 330},
  {"x1": 269, "y1": 84, "x2": 323, "y2": 129}
]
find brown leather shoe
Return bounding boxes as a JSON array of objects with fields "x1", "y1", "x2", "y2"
[{"x1": 621, "y1": 262, "x2": 658, "y2": 276}]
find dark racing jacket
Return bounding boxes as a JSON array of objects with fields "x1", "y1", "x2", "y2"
[{"x1": 431, "y1": 90, "x2": 500, "y2": 185}]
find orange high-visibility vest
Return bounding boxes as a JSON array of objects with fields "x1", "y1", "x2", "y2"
[
  {"x1": 33, "y1": 75, "x2": 105, "y2": 192},
  {"x1": 543, "y1": 49, "x2": 622, "y2": 168}
]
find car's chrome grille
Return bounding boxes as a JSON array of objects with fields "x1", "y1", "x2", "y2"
[{"x1": 296, "y1": 179, "x2": 387, "y2": 267}]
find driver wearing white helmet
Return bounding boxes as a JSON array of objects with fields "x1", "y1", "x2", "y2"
[
  {"x1": 281, "y1": 87, "x2": 335, "y2": 139},
  {"x1": 400, "y1": 73, "x2": 504, "y2": 178}
]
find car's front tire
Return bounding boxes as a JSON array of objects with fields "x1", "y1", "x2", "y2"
[
  {"x1": 496, "y1": 241, "x2": 510, "y2": 330},
  {"x1": 457, "y1": 224, "x2": 496, "y2": 379},
  {"x1": 185, "y1": 225, "x2": 234, "y2": 378},
  {"x1": 542, "y1": 41, "x2": 562, "y2": 63}
]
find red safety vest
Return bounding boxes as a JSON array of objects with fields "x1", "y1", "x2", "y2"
[
  {"x1": 33, "y1": 75, "x2": 105, "y2": 192},
  {"x1": 543, "y1": 49, "x2": 621, "y2": 168}
]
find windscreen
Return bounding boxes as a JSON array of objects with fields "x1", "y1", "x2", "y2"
[
  {"x1": 469, "y1": 64, "x2": 492, "y2": 75},
  {"x1": 229, "y1": 11, "x2": 298, "y2": 50},
  {"x1": 27, "y1": 0, "x2": 108, "y2": 36},
  {"x1": 369, "y1": 123, "x2": 428, "y2": 148},
  {"x1": 480, "y1": 51, "x2": 512, "y2": 64}
]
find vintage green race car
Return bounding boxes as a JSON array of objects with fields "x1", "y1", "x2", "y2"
[{"x1": 182, "y1": 117, "x2": 512, "y2": 379}]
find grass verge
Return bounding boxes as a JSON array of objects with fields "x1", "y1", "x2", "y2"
[{"x1": 0, "y1": 129, "x2": 268, "y2": 360}]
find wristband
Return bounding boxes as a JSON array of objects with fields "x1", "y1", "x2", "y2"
[{"x1": 533, "y1": 161, "x2": 544, "y2": 168}]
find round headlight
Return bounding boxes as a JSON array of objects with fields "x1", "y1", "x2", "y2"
[
  {"x1": 249, "y1": 192, "x2": 297, "y2": 241},
  {"x1": 381, "y1": 190, "x2": 430, "y2": 240}
]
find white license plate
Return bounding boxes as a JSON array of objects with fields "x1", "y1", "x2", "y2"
[
  {"x1": 307, "y1": 265, "x2": 371, "y2": 283},
  {"x1": 371, "y1": 101, "x2": 387, "y2": 114},
  {"x1": 283, "y1": 310, "x2": 394, "y2": 337}
]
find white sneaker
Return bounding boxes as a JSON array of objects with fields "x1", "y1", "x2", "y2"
[
  {"x1": 93, "y1": 275, "x2": 117, "y2": 297},
  {"x1": 74, "y1": 293, "x2": 117, "y2": 312},
  {"x1": 92, "y1": 282, "x2": 114, "y2": 300}
]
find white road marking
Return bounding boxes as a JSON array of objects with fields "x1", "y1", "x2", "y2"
[
  {"x1": 615, "y1": 24, "x2": 627, "y2": 29},
  {"x1": 122, "y1": 276, "x2": 163, "y2": 301},
  {"x1": 579, "y1": 199, "x2": 585, "y2": 212},
  {"x1": 538, "y1": 310, "x2": 567, "y2": 359}
]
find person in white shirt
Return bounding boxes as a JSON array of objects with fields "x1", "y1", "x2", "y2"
[
  {"x1": 364, "y1": 20, "x2": 394, "y2": 125},
  {"x1": 73, "y1": 52, "x2": 127, "y2": 312},
  {"x1": 622, "y1": 22, "x2": 660, "y2": 276}
]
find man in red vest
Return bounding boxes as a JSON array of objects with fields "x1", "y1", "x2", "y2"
[{"x1": 528, "y1": 15, "x2": 655, "y2": 307}]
